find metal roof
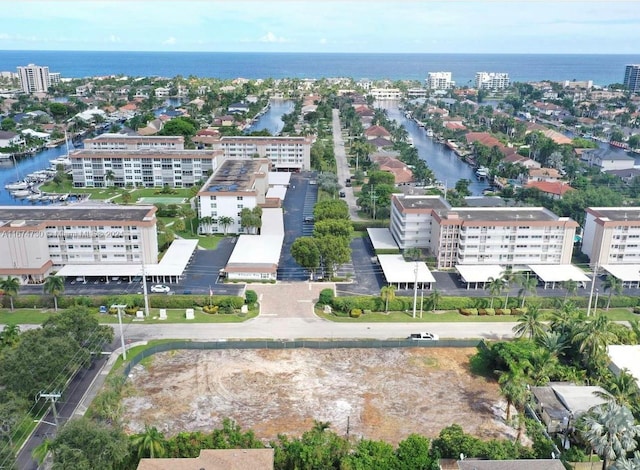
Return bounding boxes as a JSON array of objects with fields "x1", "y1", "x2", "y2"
[{"x1": 378, "y1": 255, "x2": 435, "y2": 284}]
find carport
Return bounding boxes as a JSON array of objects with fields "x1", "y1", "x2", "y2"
[
  {"x1": 456, "y1": 264, "x2": 504, "y2": 290},
  {"x1": 367, "y1": 228, "x2": 399, "y2": 253},
  {"x1": 528, "y1": 264, "x2": 590, "y2": 289},
  {"x1": 601, "y1": 264, "x2": 640, "y2": 288},
  {"x1": 377, "y1": 254, "x2": 435, "y2": 289},
  {"x1": 56, "y1": 239, "x2": 198, "y2": 284}
]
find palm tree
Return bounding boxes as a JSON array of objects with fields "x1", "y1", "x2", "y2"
[
  {"x1": 603, "y1": 275, "x2": 623, "y2": 310},
  {"x1": 43, "y1": 275, "x2": 65, "y2": 312},
  {"x1": 131, "y1": 425, "x2": 166, "y2": 458},
  {"x1": 512, "y1": 304, "x2": 546, "y2": 340},
  {"x1": 500, "y1": 268, "x2": 516, "y2": 310},
  {"x1": 0, "y1": 324, "x2": 21, "y2": 348},
  {"x1": 596, "y1": 370, "x2": 640, "y2": 411},
  {"x1": 612, "y1": 451, "x2": 640, "y2": 470},
  {"x1": 517, "y1": 273, "x2": 538, "y2": 308},
  {"x1": 562, "y1": 279, "x2": 579, "y2": 304},
  {"x1": 536, "y1": 330, "x2": 568, "y2": 359},
  {"x1": 0, "y1": 276, "x2": 20, "y2": 311},
  {"x1": 582, "y1": 402, "x2": 640, "y2": 470},
  {"x1": 572, "y1": 313, "x2": 618, "y2": 364},
  {"x1": 32, "y1": 437, "x2": 54, "y2": 465},
  {"x1": 380, "y1": 285, "x2": 396, "y2": 312},
  {"x1": 218, "y1": 216, "x2": 234, "y2": 235},
  {"x1": 429, "y1": 289, "x2": 442, "y2": 313},
  {"x1": 180, "y1": 206, "x2": 196, "y2": 234},
  {"x1": 549, "y1": 301, "x2": 582, "y2": 336},
  {"x1": 104, "y1": 169, "x2": 115, "y2": 187},
  {"x1": 199, "y1": 216, "x2": 213, "y2": 234},
  {"x1": 486, "y1": 276, "x2": 505, "y2": 309},
  {"x1": 498, "y1": 369, "x2": 527, "y2": 422}
]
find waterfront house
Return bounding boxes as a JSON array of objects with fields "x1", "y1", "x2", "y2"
[
  {"x1": 364, "y1": 125, "x2": 392, "y2": 140},
  {"x1": 525, "y1": 180, "x2": 574, "y2": 200},
  {"x1": 582, "y1": 147, "x2": 635, "y2": 172},
  {"x1": 0, "y1": 130, "x2": 23, "y2": 148}
]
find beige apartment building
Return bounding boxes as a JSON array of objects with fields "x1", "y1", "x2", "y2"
[
  {"x1": 0, "y1": 204, "x2": 158, "y2": 283},
  {"x1": 83, "y1": 134, "x2": 185, "y2": 151},
  {"x1": 390, "y1": 194, "x2": 578, "y2": 269},
  {"x1": 582, "y1": 207, "x2": 640, "y2": 266}
]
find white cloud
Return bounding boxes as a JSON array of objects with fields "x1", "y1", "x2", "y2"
[
  {"x1": 259, "y1": 32, "x2": 287, "y2": 43},
  {"x1": 162, "y1": 36, "x2": 176, "y2": 45},
  {"x1": 108, "y1": 35, "x2": 121, "y2": 43},
  {"x1": 319, "y1": 38, "x2": 327, "y2": 44}
]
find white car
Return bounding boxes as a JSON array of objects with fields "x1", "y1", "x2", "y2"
[
  {"x1": 150, "y1": 284, "x2": 171, "y2": 293},
  {"x1": 408, "y1": 332, "x2": 439, "y2": 341}
]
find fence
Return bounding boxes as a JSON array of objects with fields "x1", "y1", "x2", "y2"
[{"x1": 123, "y1": 338, "x2": 483, "y2": 377}]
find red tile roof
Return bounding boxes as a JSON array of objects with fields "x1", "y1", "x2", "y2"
[{"x1": 526, "y1": 180, "x2": 574, "y2": 196}]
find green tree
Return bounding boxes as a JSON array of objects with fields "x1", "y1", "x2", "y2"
[
  {"x1": 395, "y1": 434, "x2": 432, "y2": 470},
  {"x1": 380, "y1": 285, "x2": 396, "y2": 312},
  {"x1": 312, "y1": 219, "x2": 353, "y2": 239},
  {"x1": 104, "y1": 169, "x2": 115, "y2": 187},
  {"x1": 290, "y1": 237, "x2": 320, "y2": 276},
  {"x1": 517, "y1": 274, "x2": 538, "y2": 308},
  {"x1": 0, "y1": 276, "x2": 20, "y2": 311},
  {"x1": 313, "y1": 199, "x2": 349, "y2": 221},
  {"x1": 121, "y1": 191, "x2": 133, "y2": 205},
  {"x1": 159, "y1": 116, "x2": 198, "y2": 137},
  {"x1": 486, "y1": 276, "x2": 505, "y2": 309},
  {"x1": 573, "y1": 313, "x2": 619, "y2": 366},
  {"x1": 42, "y1": 306, "x2": 114, "y2": 355},
  {"x1": 131, "y1": 425, "x2": 167, "y2": 459},
  {"x1": 582, "y1": 403, "x2": 640, "y2": 470},
  {"x1": 341, "y1": 439, "x2": 398, "y2": 470},
  {"x1": 180, "y1": 206, "x2": 197, "y2": 234},
  {"x1": 218, "y1": 215, "x2": 234, "y2": 235},
  {"x1": 50, "y1": 417, "x2": 131, "y2": 469},
  {"x1": 562, "y1": 279, "x2": 578, "y2": 303},
  {"x1": 43, "y1": 275, "x2": 65, "y2": 311},
  {"x1": 314, "y1": 235, "x2": 351, "y2": 279},
  {"x1": 1, "y1": 117, "x2": 16, "y2": 131},
  {"x1": 0, "y1": 324, "x2": 21, "y2": 349},
  {"x1": 429, "y1": 289, "x2": 442, "y2": 312},
  {"x1": 597, "y1": 370, "x2": 640, "y2": 411},
  {"x1": 498, "y1": 369, "x2": 528, "y2": 422},
  {"x1": 512, "y1": 305, "x2": 546, "y2": 340},
  {"x1": 603, "y1": 275, "x2": 623, "y2": 310}
]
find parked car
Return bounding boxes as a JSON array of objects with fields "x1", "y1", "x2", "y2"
[
  {"x1": 408, "y1": 332, "x2": 439, "y2": 341},
  {"x1": 150, "y1": 284, "x2": 171, "y2": 293},
  {"x1": 339, "y1": 191, "x2": 346, "y2": 198},
  {"x1": 304, "y1": 216, "x2": 315, "y2": 223}
]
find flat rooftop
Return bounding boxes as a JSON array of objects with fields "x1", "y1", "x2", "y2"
[
  {"x1": 201, "y1": 159, "x2": 265, "y2": 193},
  {"x1": 445, "y1": 207, "x2": 563, "y2": 223},
  {"x1": 70, "y1": 149, "x2": 219, "y2": 159},
  {"x1": 393, "y1": 194, "x2": 451, "y2": 211},
  {"x1": 587, "y1": 207, "x2": 640, "y2": 222},
  {"x1": 0, "y1": 204, "x2": 156, "y2": 225}
]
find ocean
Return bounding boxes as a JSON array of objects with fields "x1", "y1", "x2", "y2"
[{"x1": 0, "y1": 51, "x2": 638, "y2": 86}]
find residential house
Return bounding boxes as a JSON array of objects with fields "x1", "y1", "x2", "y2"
[
  {"x1": 0, "y1": 130, "x2": 24, "y2": 148},
  {"x1": 582, "y1": 147, "x2": 635, "y2": 172},
  {"x1": 526, "y1": 181, "x2": 574, "y2": 200},
  {"x1": 137, "y1": 448, "x2": 274, "y2": 470},
  {"x1": 370, "y1": 155, "x2": 414, "y2": 184},
  {"x1": 364, "y1": 125, "x2": 391, "y2": 140},
  {"x1": 228, "y1": 102, "x2": 250, "y2": 114}
]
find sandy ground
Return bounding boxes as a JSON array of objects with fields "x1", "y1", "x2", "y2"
[{"x1": 122, "y1": 348, "x2": 518, "y2": 444}]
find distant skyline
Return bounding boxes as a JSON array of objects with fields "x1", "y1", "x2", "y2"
[{"x1": 1, "y1": 1, "x2": 639, "y2": 54}]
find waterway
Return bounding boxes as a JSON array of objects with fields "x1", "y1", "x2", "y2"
[
  {"x1": 376, "y1": 101, "x2": 488, "y2": 195},
  {"x1": 244, "y1": 99, "x2": 294, "y2": 135},
  {"x1": 0, "y1": 142, "x2": 80, "y2": 206}
]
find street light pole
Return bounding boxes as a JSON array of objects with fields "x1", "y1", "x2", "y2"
[
  {"x1": 412, "y1": 262, "x2": 419, "y2": 319},
  {"x1": 593, "y1": 289, "x2": 599, "y2": 316},
  {"x1": 113, "y1": 304, "x2": 127, "y2": 360},
  {"x1": 141, "y1": 261, "x2": 150, "y2": 317},
  {"x1": 586, "y1": 262, "x2": 598, "y2": 317}
]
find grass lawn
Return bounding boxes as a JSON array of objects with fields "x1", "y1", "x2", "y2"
[
  {"x1": 39, "y1": 180, "x2": 121, "y2": 200},
  {"x1": 0, "y1": 307, "x2": 257, "y2": 324}
]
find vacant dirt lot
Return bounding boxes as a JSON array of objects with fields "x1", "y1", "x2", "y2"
[{"x1": 122, "y1": 348, "x2": 517, "y2": 444}]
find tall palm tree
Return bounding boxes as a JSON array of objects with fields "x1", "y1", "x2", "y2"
[
  {"x1": 517, "y1": 273, "x2": 538, "y2": 308},
  {"x1": 429, "y1": 289, "x2": 442, "y2": 313},
  {"x1": 500, "y1": 268, "x2": 516, "y2": 310},
  {"x1": 549, "y1": 301, "x2": 582, "y2": 336},
  {"x1": 199, "y1": 216, "x2": 213, "y2": 234},
  {"x1": 218, "y1": 216, "x2": 234, "y2": 235},
  {"x1": 512, "y1": 304, "x2": 546, "y2": 340},
  {"x1": 104, "y1": 169, "x2": 115, "y2": 187},
  {"x1": 562, "y1": 279, "x2": 579, "y2": 304},
  {"x1": 603, "y1": 275, "x2": 623, "y2": 310},
  {"x1": 536, "y1": 330, "x2": 569, "y2": 359},
  {"x1": 596, "y1": 370, "x2": 640, "y2": 411},
  {"x1": 486, "y1": 276, "x2": 505, "y2": 309},
  {"x1": 0, "y1": 276, "x2": 20, "y2": 311},
  {"x1": 131, "y1": 425, "x2": 166, "y2": 459},
  {"x1": 380, "y1": 285, "x2": 396, "y2": 312},
  {"x1": 572, "y1": 313, "x2": 619, "y2": 364},
  {"x1": 612, "y1": 451, "x2": 640, "y2": 470},
  {"x1": 498, "y1": 369, "x2": 527, "y2": 422},
  {"x1": 581, "y1": 402, "x2": 640, "y2": 470},
  {"x1": 43, "y1": 275, "x2": 65, "y2": 312}
]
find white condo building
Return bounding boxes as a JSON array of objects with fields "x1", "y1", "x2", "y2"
[
  {"x1": 426, "y1": 72, "x2": 455, "y2": 90},
  {"x1": 475, "y1": 72, "x2": 510, "y2": 90},
  {"x1": 216, "y1": 136, "x2": 312, "y2": 171},
  {"x1": 582, "y1": 207, "x2": 640, "y2": 267},
  {"x1": 197, "y1": 159, "x2": 270, "y2": 234},
  {"x1": 367, "y1": 88, "x2": 402, "y2": 100},
  {"x1": 390, "y1": 194, "x2": 578, "y2": 269},
  {"x1": 0, "y1": 204, "x2": 158, "y2": 283},
  {"x1": 83, "y1": 134, "x2": 185, "y2": 151},
  {"x1": 17, "y1": 64, "x2": 51, "y2": 93}
]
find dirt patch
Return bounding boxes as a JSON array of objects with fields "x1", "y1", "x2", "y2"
[{"x1": 122, "y1": 348, "x2": 517, "y2": 444}]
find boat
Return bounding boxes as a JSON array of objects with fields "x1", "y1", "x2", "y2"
[
  {"x1": 475, "y1": 167, "x2": 490, "y2": 179},
  {"x1": 11, "y1": 189, "x2": 32, "y2": 198},
  {"x1": 426, "y1": 128, "x2": 434, "y2": 137},
  {"x1": 5, "y1": 181, "x2": 29, "y2": 190},
  {"x1": 49, "y1": 157, "x2": 71, "y2": 167}
]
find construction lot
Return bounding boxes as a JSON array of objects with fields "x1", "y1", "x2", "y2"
[{"x1": 122, "y1": 348, "x2": 518, "y2": 444}]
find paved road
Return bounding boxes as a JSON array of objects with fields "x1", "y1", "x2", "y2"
[{"x1": 332, "y1": 108, "x2": 363, "y2": 221}]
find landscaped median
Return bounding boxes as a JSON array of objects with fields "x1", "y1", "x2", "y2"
[
  {"x1": 316, "y1": 288, "x2": 640, "y2": 322},
  {"x1": 0, "y1": 292, "x2": 259, "y2": 324}
]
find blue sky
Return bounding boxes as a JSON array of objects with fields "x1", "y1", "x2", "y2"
[{"x1": 2, "y1": 1, "x2": 639, "y2": 53}]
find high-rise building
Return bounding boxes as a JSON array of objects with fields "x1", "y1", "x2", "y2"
[
  {"x1": 17, "y1": 64, "x2": 50, "y2": 93},
  {"x1": 475, "y1": 72, "x2": 510, "y2": 90},
  {"x1": 426, "y1": 72, "x2": 454, "y2": 90},
  {"x1": 623, "y1": 65, "x2": 640, "y2": 93}
]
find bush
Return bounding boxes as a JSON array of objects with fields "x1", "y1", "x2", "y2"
[
  {"x1": 478, "y1": 308, "x2": 487, "y2": 316},
  {"x1": 202, "y1": 305, "x2": 219, "y2": 314},
  {"x1": 634, "y1": 306, "x2": 640, "y2": 314},
  {"x1": 220, "y1": 305, "x2": 235, "y2": 315},
  {"x1": 350, "y1": 308, "x2": 362, "y2": 318},
  {"x1": 485, "y1": 308, "x2": 495, "y2": 316},
  {"x1": 318, "y1": 288, "x2": 334, "y2": 305},
  {"x1": 245, "y1": 290, "x2": 258, "y2": 305}
]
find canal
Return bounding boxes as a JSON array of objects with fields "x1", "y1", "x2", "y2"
[
  {"x1": 376, "y1": 101, "x2": 488, "y2": 196},
  {"x1": 244, "y1": 99, "x2": 294, "y2": 135}
]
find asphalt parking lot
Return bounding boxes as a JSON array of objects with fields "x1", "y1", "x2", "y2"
[{"x1": 337, "y1": 237, "x2": 385, "y2": 295}]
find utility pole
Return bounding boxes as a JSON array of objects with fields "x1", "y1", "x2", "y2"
[
  {"x1": 586, "y1": 262, "x2": 598, "y2": 317},
  {"x1": 112, "y1": 304, "x2": 127, "y2": 360},
  {"x1": 412, "y1": 261, "x2": 419, "y2": 319},
  {"x1": 141, "y1": 261, "x2": 150, "y2": 317},
  {"x1": 37, "y1": 392, "x2": 62, "y2": 428},
  {"x1": 370, "y1": 186, "x2": 378, "y2": 220}
]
